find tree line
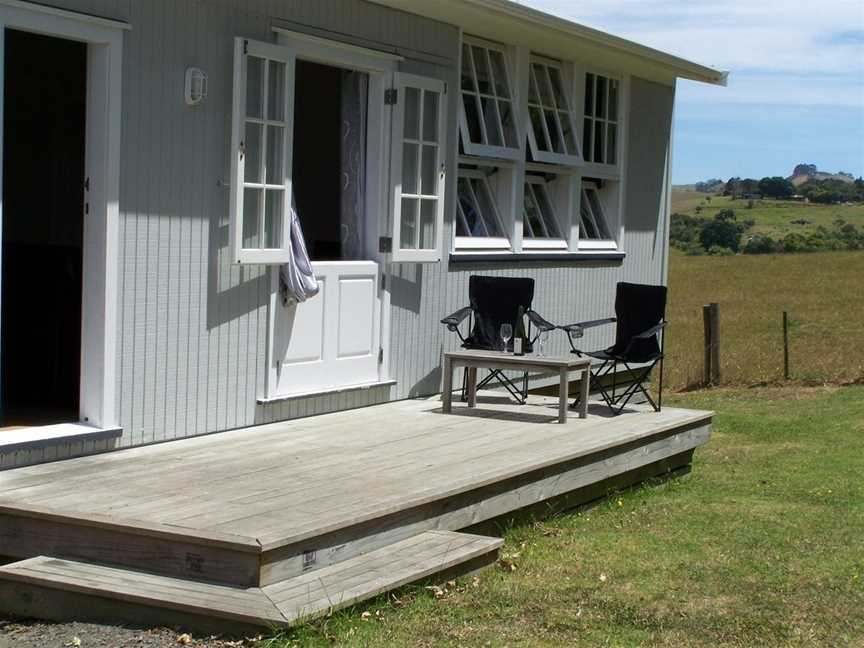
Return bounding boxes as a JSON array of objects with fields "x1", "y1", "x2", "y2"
[
  {"x1": 671, "y1": 209, "x2": 864, "y2": 256},
  {"x1": 718, "y1": 176, "x2": 864, "y2": 204}
]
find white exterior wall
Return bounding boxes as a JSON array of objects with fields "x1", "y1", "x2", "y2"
[{"x1": 16, "y1": 0, "x2": 675, "y2": 446}]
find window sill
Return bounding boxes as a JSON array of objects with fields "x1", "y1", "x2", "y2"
[{"x1": 449, "y1": 250, "x2": 626, "y2": 263}]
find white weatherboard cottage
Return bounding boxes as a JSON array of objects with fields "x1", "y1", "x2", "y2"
[{"x1": 0, "y1": 0, "x2": 726, "y2": 461}]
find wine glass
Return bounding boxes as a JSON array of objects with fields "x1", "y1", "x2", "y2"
[
  {"x1": 499, "y1": 323, "x2": 513, "y2": 353},
  {"x1": 538, "y1": 330, "x2": 550, "y2": 357}
]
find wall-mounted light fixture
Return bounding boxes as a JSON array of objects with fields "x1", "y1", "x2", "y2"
[{"x1": 185, "y1": 67, "x2": 208, "y2": 106}]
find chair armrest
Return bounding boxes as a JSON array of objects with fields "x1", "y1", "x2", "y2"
[
  {"x1": 620, "y1": 321, "x2": 667, "y2": 358},
  {"x1": 561, "y1": 317, "x2": 617, "y2": 339},
  {"x1": 440, "y1": 306, "x2": 472, "y2": 330},
  {"x1": 633, "y1": 321, "x2": 667, "y2": 340},
  {"x1": 526, "y1": 310, "x2": 557, "y2": 332}
]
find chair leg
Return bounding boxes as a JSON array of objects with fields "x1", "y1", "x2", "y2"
[
  {"x1": 478, "y1": 369, "x2": 526, "y2": 405},
  {"x1": 571, "y1": 361, "x2": 614, "y2": 412},
  {"x1": 577, "y1": 360, "x2": 661, "y2": 416},
  {"x1": 605, "y1": 362, "x2": 660, "y2": 414}
]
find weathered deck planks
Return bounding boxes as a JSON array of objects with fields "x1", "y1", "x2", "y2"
[
  {"x1": 0, "y1": 394, "x2": 710, "y2": 630},
  {"x1": 0, "y1": 396, "x2": 711, "y2": 548},
  {"x1": 0, "y1": 531, "x2": 503, "y2": 631}
]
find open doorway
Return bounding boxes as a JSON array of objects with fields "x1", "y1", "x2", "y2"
[
  {"x1": 292, "y1": 60, "x2": 369, "y2": 261},
  {"x1": 0, "y1": 29, "x2": 87, "y2": 427}
]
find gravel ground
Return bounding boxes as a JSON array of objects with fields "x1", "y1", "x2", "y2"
[{"x1": 0, "y1": 619, "x2": 264, "y2": 648}]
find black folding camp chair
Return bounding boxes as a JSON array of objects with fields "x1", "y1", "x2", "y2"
[
  {"x1": 562, "y1": 282, "x2": 667, "y2": 415},
  {"x1": 441, "y1": 276, "x2": 556, "y2": 404}
]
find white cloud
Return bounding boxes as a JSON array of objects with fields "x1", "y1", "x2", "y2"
[{"x1": 516, "y1": 0, "x2": 864, "y2": 107}]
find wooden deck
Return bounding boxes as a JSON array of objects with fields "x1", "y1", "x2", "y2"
[{"x1": 0, "y1": 393, "x2": 712, "y2": 631}]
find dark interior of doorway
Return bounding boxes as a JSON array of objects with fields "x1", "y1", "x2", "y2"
[
  {"x1": 292, "y1": 60, "x2": 344, "y2": 261},
  {"x1": 0, "y1": 29, "x2": 87, "y2": 427}
]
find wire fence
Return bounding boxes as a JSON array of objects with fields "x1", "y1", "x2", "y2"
[{"x1": 665, "y1": 250, "x2": 864, "y2": 391}]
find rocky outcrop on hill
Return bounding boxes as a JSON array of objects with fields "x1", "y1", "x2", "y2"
[{"x1": 789, "y1": 163, "x2": 855, "y2": 186}]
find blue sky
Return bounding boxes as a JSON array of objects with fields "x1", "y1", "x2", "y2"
[{"x1": 518, "y1": 0, "x2": 864, "y2": 184}]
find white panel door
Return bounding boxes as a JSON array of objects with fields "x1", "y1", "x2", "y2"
[{"x1": 272, "y1": 261, "x2": 381, "y2": 396}]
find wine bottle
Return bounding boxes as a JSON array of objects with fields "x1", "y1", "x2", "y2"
[{"x1": 514, "y1": 306, "x2": 526, "y2": 356}]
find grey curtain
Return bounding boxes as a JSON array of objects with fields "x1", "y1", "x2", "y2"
[{"x1": 340, "y1": 71, "x2": 368, "y2": 260}]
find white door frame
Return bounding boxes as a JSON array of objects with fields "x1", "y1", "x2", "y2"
[
  {"x1": 265, "y1": 29, "x2": 398, "y2": 399},
  {"x1": 0, "y1": 0, "x2": 127, "y2": 428}
]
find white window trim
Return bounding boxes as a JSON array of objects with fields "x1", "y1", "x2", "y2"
[
  {"x1": 455, "y1": 167, "x2": 511, "y2": 250},
  {"x1": 523, "y1": 174, "x2": 568, "y2": 248},
  {"x1": 581, "y1": 68, "x2": 623, "y2": 173},
  {"x1": 459, "y1": 35, "x2": 522, "y2": 161},
  {"x1": 526, "y1": 56, "x2": 583, "y2": 167},
  {"x1": 579, "y1": 180, "x2": 617, "y2": 250},
  {"x1": 272, "y1": 27, "x2": 404, "y2": 67},
  {"x1": 229, "y1": 38, "x2": 296, "y2": 265},
  {"x1": 389, "y1": 72, "x2": 448, "y2": 263}
]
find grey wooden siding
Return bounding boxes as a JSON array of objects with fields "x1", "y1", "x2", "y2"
[{"x1": 24, "y1": 1, "x2": 674, "y2": 446}]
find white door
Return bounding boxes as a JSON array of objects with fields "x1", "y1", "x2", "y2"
[{"x1": 271, "y1": 261, "x2": 381, "y2": 396}]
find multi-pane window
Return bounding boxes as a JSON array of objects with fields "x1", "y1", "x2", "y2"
[
  {"x1": 230, "y1": 38, "x2": 296, "y2": 264},
  {"x1": 459, "y1": 39, "x2": 520, "y2": 158},
  {"x1": 454, "y1": 165, "x2": 512, "y2": 251},
  {"x1": 390, "y1": 73, "x2": 448, "y2": 262},
  {"x1": 523, "y1": 175, "x2": 564, "y2": 243},
  {"x1": 580, "y1": 181, "x2": 613, "y2": 240},
  {"x1": 526, "y1": 58, "x2": 581, "y2": 166},
  {"x1": 583, "y1": 73, "x2": 620, "y2": 166},
  {"x1": 456, "y1": 169, "x2": 507, "y2": 240}
]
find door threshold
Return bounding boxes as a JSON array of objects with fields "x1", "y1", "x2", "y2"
[
  {"x1": 258, "y1": 380, "x2": 396, "y2": 405},
  {"x1": 0, "y1": 423, "x2": 122, "y2": 454}
]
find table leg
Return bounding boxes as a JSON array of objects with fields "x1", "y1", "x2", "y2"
[
  {"x1": 558, "y1": 368, "x2": 568, "y2": 424},
  {"x1": 579, "y1": 366, "x2": 590, "y2": 419},
  {"x1": 467, "y1": 366, "x2": 478, "y2": 407},
  {"x1": 442, "y1": 357, "x2": 453, "y2": 413}
]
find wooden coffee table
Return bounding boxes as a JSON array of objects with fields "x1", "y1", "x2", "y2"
[{"x1": 441, "y1": 350, "x2": 592, "y2": 424}]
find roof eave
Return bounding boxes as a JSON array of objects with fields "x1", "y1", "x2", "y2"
[{"x1": 373, "y1": 0, "x2": 730, "y2": 86}]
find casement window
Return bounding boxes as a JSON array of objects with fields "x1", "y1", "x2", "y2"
[
  {"x1": 583, "y1": 72, "x2": 620, "y2": 166},
  {"x1": 523, "y1": 175, "x2": 567, "y2": 250},
  {"x1": 229, "y1": 39, "x2": 447, "y2": 265},
  {"x1": 459, "y1": 38, "x2": 520, "y2": 159},
  {"x1": 389, "y1": 72, "x2": 448, "y2": 262},
  {"x1": 455, "y1": 167, "x2": 510, "y2": 249},
  {"x1": 580, "y1": 181, "x2": 614, "y2": 242},
  {"x1": 526, "y1": 58, "x2": 582, "y2": 166},
  {"x1": 229, "y1": 38, "x2": 297, "y2": 264}
]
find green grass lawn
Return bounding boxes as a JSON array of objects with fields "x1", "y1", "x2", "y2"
[
  {"x1": 263, "y1": 386, "x2": 864, "y2": 647},
  {"x1": 671, "y1": 190, "x2": 864, "y2": 239}
]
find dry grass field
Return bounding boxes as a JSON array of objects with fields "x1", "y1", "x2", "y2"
[{"x1": 664, "y1": 249, "x2": 864, "y2": 389}]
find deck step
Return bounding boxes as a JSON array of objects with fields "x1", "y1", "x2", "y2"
[
  {"x1": 264, "y1": 530, "x2": 503, "y2": 622},
  {"x1": 0, "y1": 424, "x2": 121, "y2": 470},
  {"x1": 0, "y1": 531, "x2": 503, "y2": 632}
]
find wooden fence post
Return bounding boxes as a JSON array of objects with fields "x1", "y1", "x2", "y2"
[
  {"x1": 702, "y1": 305, "x2": 711, "y2": 386},
  {"x1": 703, "y1": 303, "x2": 721, "y2": 386},
  {"x1": 783, "y1": 311, "x2": 790, "y2": 380}
]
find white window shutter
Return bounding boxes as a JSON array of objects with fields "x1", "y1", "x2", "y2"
[
  {"x1": 229, "y1": 37, "x2": 297, "y2": 265},
  {"x1": 389, "y1": 72, "x2": 447, "y2": 263}
]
